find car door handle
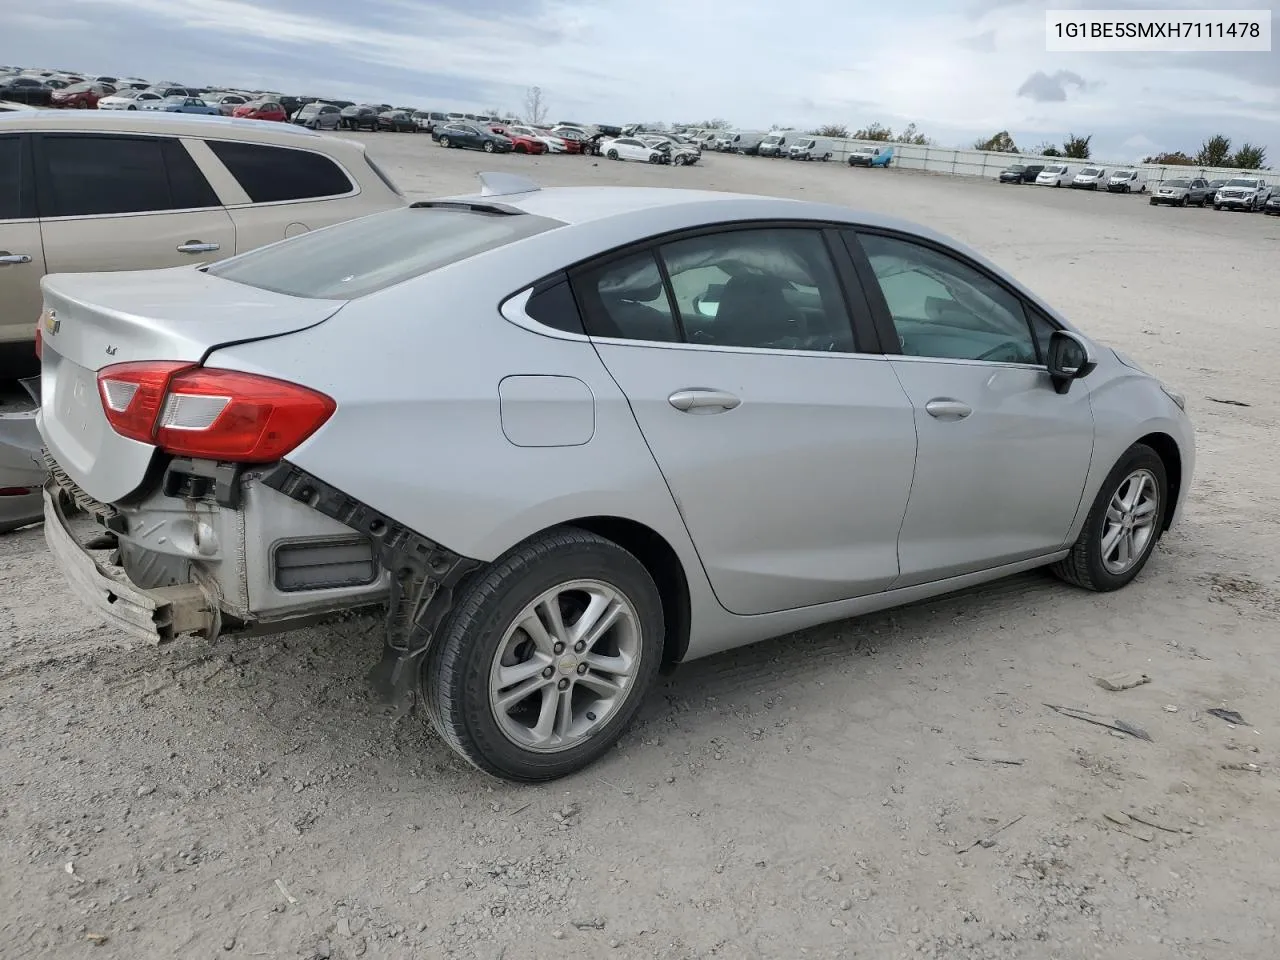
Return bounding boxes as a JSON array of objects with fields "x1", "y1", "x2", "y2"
[
  {"x1": 176, "y1": 241, "x2": 220, "y2": 254},
  {"x1": 0, "y1": 252, "x2": 32, "y2": 265},
  {"x1": 668, "y1": 389, "x2": 742, "y2": 413},
  {"x1": 924, "y1": 398, "x2": 972, "y2": 420}
]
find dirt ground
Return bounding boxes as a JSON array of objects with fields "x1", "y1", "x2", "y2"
[{"x1": 3, "y1": 137, "x2": 1280, "y2": 960}]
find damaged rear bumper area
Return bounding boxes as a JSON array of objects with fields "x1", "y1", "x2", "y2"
[{"x1": 44, "y1": 457, "x2": 480, "y2": 707}]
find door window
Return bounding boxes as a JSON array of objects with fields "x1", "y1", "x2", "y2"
[
  {"x1": 205, "y1": 140, "x2": 353, "y2": 203},
  {"x1": 857, "y1": 233, "x2": 1039, "y2": 365},
  {"x1": 0, "y1": 135, "x2": 31, "y2": 220},
  {"x1": 37, "y1": 134, "x2": 219, "y2": 217},
  {"x1": 659, "y1": 228, "x2": 854, "y2": 352},
  {"x1": 575, "y1": 250, "x2": 681, "y2": 342}
]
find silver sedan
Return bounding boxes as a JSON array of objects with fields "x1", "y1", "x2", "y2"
[{"x1": 37, "y1": 172, "x2": 1194, "y2": 781}]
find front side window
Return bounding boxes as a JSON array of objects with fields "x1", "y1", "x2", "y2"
[
  {"x1": 204, "y1": 206, "x2": 562, "y2": 300},
  {"x1": 38, "y1": 134, "x2": 218, "y2": 217},
  {"x1": 857, "y1": 233, "x2": 1038, "y2": 365},
  {"x1": 206, "y1": 140, "x2": 353, "y2": 203}
]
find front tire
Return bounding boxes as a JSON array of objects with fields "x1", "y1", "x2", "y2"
[
  {"x1": 607, "y1": 149, "x2": 618, "y2": 160},
  {"x1": 1051, "y1": 444, "x2": 1167, "y2": 592},
  {"x1": 439, "y1": 137, "x2": 451, "y2": 148},
  {"x1": 423, "y1": 528, "x2": 664, "y2": 781},
  {"x1": 484, "y1": 141, "x2": 496, "y2": 153}
]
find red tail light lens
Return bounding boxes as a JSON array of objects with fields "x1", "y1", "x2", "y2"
[
  {"x1": 97, "y1": 362, "x2": 336, "y2": 462},
  {"x1": 33, "y1": 326, "x2": 41, "y2": 360}
]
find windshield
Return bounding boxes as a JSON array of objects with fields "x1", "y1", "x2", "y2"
[
  {"x1": 1112, "y1": 170, "x2": 1134, "y2": 178},
  {"x1": 1045, "y1": 166, "x2": 1067, "y2": 174},
  {"x1": 763, "y1": 135, "x2": 781, "y2": 144},
  {"x1": 1226, "y1": 178, "x2": 1259, "y2": 187},
  {"x1": 1080, "y1": 168, "x2": 1101, "y2": 176},
  {"x1": 1164, "y1": 179, "x2": 1190, "y2": 188},
  {"x1": 797, "y1": 139, "x2": 815, "y2": 148},
  {"x1": 205, "y1": 207, "x2": 564, "y2": 300}
]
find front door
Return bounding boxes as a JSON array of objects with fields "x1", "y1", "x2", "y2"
[
  {"x1": 33, "y1": 132, "x2": 236, "y2": 278},
  {"x1": 0, "y1": 133, "x2": 46, "y2": 356},
  {"x1": 849, "y1": 230, "x2": 1095, "y2": 586},
  {"x1": 572, "y1": 226, "x2": 918, "y2": 616}
]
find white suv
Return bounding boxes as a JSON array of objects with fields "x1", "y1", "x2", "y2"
[{"x1": 0, "y1": 111, "x2": 407, "y2": 376}]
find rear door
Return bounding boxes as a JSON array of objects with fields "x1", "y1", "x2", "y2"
[
  {"x1": 0, "y1": 133, "x2": 45, "y2": 354},
  {"x1": 571, "y1": 223, "x2": 918, "y2": 616},
  {"x1": 33, "y1": 132, "x2": 236, "y2": 278}
]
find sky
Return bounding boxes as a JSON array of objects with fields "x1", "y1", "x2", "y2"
[{"x1": 4, "y1": 0, "x2": 1277, "y2": 163}]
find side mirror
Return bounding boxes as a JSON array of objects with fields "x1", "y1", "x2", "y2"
[{"x1": 1046, "y1": 330, "x2": 1096, "y2": 394}]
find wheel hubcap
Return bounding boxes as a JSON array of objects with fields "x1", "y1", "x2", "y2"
[
  {"x1": 1100, "y1": 468, "x2": 1160, "y2": 575},
  {"x1": 489, "y1": 580, "x2": 641, "y2": 753}
]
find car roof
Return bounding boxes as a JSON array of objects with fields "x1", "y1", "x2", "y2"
[{"x1": 0, "y1": 109, "x2": 368, "y2": 157}]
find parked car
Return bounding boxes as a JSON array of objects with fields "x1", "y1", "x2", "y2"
[
  {"x1": 640, "y1": 135, "x2": 699, "y2": 166},
  {"x1": 1070, "y1": 167, "x2": 1108, "y2": 189},
  {"x1": 35, "y1": 171, "x2": 1194, "y2": 781},
  {"x1": 602, "y1": 136, "x2": 665, "y2": 163},
  {"x1": 143, "y1": 95, "x2": 222, "y2": 116},
  {"x1": 1214, "y1": 177, "x2": 1270, "y2": 211},
  {"x1": 413, "y1": 111, "x2": 448, "y2": 133},
  {"x1": 0, "y1": 111, "x2": 408, "y2": 377},
  {"x1": 549, "y1": 126, "x2": 588, "y2": 153},
  {"x1": 1149, "y1": 177, "x2": 1212, "y2": 207},
  {"x1": 339, "y1": 105, "x2": 380, "y2": 131},
  {"x1": 506, "y1": 124, "x2": 568, "y2": 153},
  {"x1": 788, "y1": 136, "x2": 835, "y2": 161},
  {"x1": 434, "y1": 122, "x2": 513, "y2": 153},
  {"x1": 1106, "y1": 169, "x2": 1147, "y2": 194},
  {"x1": 233, "y1": 101, "x2": 288, "y2": 122},
  {"x1": 998, "y1": 163, "x2": 1044, "y2": 184},
  {"x1": 1034, "y1": 164, "x2": 1073, "y2": 187},
  {"x1": 377, "y1": 110, "x2": 416, "y2": 133},
  {"x1": 50, "y1": 81, "x2": 116, "y2": 109},
  {"x1": 292, "y1": 102, "x2": 342, "y2": 130},
  {"x1": 494, "y1": 126, "x2": 547, "y2": 154},
  {"x1": 96, "y1": 89, "x2": 164, "y2": 110},
  {"x1": 847, "y1": 145, "x2": 893, "y2": 167},
  {"x1": 147, "y1": 85, "x2": 197, "y2": 99},
  {"x1": 0, "y1": 77, "x2": 53, "y2": 106},
  {"x1": 205, "y1": 93, "x2": 249, "y2": 116}
]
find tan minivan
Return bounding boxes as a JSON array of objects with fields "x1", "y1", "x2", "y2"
[{"x1": 0, "y1": 111, "x2": 408, "y2": 376}]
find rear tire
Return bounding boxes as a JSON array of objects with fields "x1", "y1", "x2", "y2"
[
  {"x1": 1180, "y1": 195, "x2": 1188, "y2": 207},
  {"x1": 1051, "y1": 443, "x2": 1167, "y2": 592},
  {"x1": 422, "y1": 527, "x2": 664, "y2": 782}
]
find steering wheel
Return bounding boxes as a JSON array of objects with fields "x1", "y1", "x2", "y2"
[{"x1": 975, "y1": 340, "x2": 1027, "y2": 363}]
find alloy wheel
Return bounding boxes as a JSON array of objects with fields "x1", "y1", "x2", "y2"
[
  {"x1": 1100, "y1": 469, "x2": 1160, "y2": 575},
  {"x1": 488, "y1": 579, "x2": 642, "y2": 753}
]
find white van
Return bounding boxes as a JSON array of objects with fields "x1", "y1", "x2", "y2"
[
  {"x1": 717, "y1": 130, "x2": 766, "y2": 154},
  {"x1": 1106, "y1": 169, "x2": 1147, "y2": 194},
  {"x1": 1070, "y1": 166, "x2": 1108, "y2": 190},
  {"x1": 788, "y1": 136, "x2": 835, "y2": 161},
  {"x1": 1034, "y1": 163, "x2": 1072, "y2": 187},
  {"x1": 758, "y1": 131, "x2": 799, "y2": 158}
]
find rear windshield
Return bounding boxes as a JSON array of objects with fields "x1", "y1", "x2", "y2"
[{"x1": 203, "y1": 206, "x2": 563, "y2": 300}]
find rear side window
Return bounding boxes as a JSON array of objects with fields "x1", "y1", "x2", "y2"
[
  {"x1": 524, "y1": 276, "x2": 585, "y2": 334},
  {"x1": 37, "y1": 134, "x2": 219, "y2": 217},
  {"x1": 206, "y1": 140, "x2": 353, "y2": 203},
  {"x1": 0, "y1": 135, "x2": 32, "y2": 220},
  {"x1": 204, "y1": 206, "x2": 563, "y2": 300}
]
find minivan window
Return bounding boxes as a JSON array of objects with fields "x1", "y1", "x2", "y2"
[
  {"x1": 204, "y1": 206, "x2": 563, "y2": 300},
  {"x1": 38, "y1": 133, "x2": 219, "y2": 217},
  {"x1": 206, "y1": 140, "x2": 353, "y2": 203}
]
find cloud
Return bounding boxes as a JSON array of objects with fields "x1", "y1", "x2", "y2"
[
  {"x1": 1016, "y1": 70, "x2": 1091, "y2": 102},
  {"x1": 4, "y1": 0, "x2": 1275, "y2": 163}
]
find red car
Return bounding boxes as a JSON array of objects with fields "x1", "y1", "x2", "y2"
[
  {"x1": 232, "y1": 100, "x2": 288, "y2": 122},
  {"x1": 491, "y1": 125, "x2": 547, "y2": 155},
  {"x1": 50, "y1": 81, "x2": 116, "y2": 109}
]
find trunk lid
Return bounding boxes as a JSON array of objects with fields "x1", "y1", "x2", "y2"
[{"x1": 38, "y1": 265, "x2": 344, "y2": 504}]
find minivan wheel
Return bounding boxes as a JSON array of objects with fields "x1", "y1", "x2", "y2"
[
  {"x1": 422, "y1": 527, "x2": 664, "y2": 781},
  {"x1": 1051, "y1": 443, "x2": 1167, "y2": 592}
]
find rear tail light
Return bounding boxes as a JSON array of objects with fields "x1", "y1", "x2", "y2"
[{"x1": 97, "y1": 361, "x2": 335, "y2": 462}]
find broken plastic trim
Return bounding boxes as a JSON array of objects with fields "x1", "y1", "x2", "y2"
[{"x1": 258, "y1": 461, "x2": 480, "y2": 710}]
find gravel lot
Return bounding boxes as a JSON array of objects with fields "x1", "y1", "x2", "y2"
[{"x1": 4, "y1": 134, "x2": 1280, "y2": 960}]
